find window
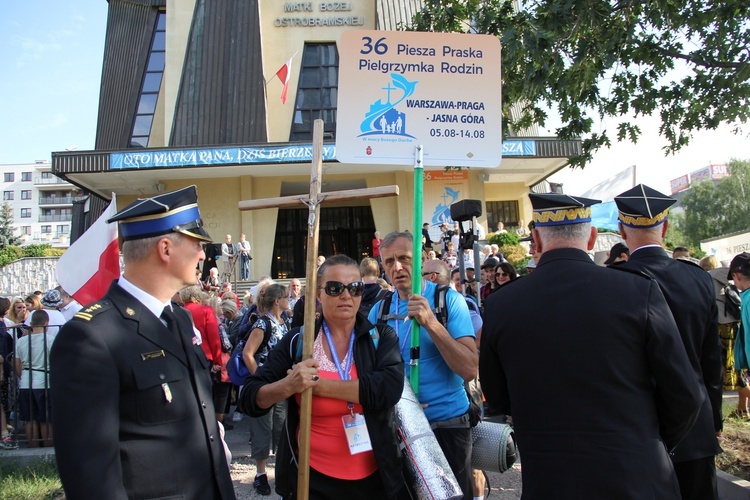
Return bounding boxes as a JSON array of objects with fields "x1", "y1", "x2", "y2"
[
  {"x1": 57, "y1": 225, "x2": 70, "y2": 235},
  {"x1": 20, "y1": 208, "x2": 31, "y2": 218},
  {"x1": 21, "y1": 226, "x2": 31, "y2": 235},
  {"x1": 290, "y1": 43, "x2": 338, "y2": 141},
  {"x1": 41, "y1": 172, "x2": 53, "y2": 179},
  {"x1": 129, "y1": 11, "x2": 166, "y2": 148},
  {"x1": 4, "y1": 173, "x2": 14, "y2": 182},
  {"x1": 21, "y1": 172, "x2": 32, "y2": 181},
  {"x1": 3, "y1": 191, "x2": 12, "y2": 201},
  {"x1": 21, "y1": 190, "x2": 31, "y2": 200},
  {"x1": 486, "y1": 200, "x2": 520, "y2": 231},
  {"x1": 41, "y1": 225, "x2": 52, "y2": 234}
]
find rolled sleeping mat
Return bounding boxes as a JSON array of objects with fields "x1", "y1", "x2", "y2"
[
  {"x1": 471, "y1": 420, "x2": 517, "y2": 473},
  {"x1": 396, "y1": 377, "x2": 463, "y2": 500}
]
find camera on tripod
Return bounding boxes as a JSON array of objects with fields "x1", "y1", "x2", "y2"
[{"x1": 450, "y1": 199, "x2": 482, "y2": 250}]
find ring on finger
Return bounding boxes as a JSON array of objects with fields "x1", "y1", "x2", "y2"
[{"x1": 312, "y1": 374, "x2": 320, "y2": 382}]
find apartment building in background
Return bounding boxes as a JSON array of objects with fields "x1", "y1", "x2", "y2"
[{"x1": 1, "y1": 160, "x2": 79, "y2": 247}]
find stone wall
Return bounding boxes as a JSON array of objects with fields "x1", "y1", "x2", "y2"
[{"x1": 1, "y1": 257, "x2": 61, "y2": 297}]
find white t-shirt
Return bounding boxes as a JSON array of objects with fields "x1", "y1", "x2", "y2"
[
  {"x1": 16, "y1": 332, "x2": 55, "y2": 389},
  {"x1": 24, "y1": 308, "x2": 68, "y2": 338}
]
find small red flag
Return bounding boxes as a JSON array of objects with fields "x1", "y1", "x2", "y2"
[{"x1": 275, "y1": 55, "x2": 295, "y2": 104}]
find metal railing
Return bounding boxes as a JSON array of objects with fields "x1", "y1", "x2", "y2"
[
  {"x1": 33, "y1": 176, "x2": 71, "y2": 186},
  {"x1": 2, "y1": 325, "x2": 59, "y2": 449},
  {"x1": 38, "y1": 196, "x2": 74, "y2": 205},
  {"x1": 38, "y1": 214, "x2": 72, "y2": 222}
]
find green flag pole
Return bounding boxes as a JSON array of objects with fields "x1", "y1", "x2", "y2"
[{"x1": 410, "y1": 145, "x2": 424, "y2": 395}]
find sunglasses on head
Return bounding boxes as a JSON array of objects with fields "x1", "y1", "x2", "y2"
[{"x1": 318, "y1": 281, "x2": 365, "y2": 297}]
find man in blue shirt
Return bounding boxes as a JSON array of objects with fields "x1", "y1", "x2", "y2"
[{"x1": 369, "y1": 231, "x2": 477, "y2": 498}]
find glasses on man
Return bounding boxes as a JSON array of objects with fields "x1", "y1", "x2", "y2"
[
  {"x1": 422, "y1": 271, "x2": 437, "y2": 277},
  {"x1": 318, "y1": 281, "x2": 365, "y2": 297}
]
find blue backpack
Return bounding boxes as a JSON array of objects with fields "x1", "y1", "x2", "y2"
[{"x1": 227, "y1": 318, "x2": 272, "y2": 386}]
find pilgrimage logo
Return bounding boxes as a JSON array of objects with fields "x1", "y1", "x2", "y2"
[{"x1": 358, "y1": 73, "x2": 417, "y2": 139}]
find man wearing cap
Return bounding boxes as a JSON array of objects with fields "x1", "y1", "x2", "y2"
[
  {"x1": 50, "y1": 186, "x2": 236, "y2": 499},
  {"x1": 479, "y1": 257, "x2": 499, "y2": 299},
  {"x1": 55, "y1": 287, "x2": 83, "y2": 323},
  {"x1": 481, "y1": 192, "x2": 702, "y2": 499},
  {"x1": 38, "y1": 289, "x2": 70, "y2": 336},
  {"x1": 615, "y1": 184, "x2": 722, "y2": 500},
  {"x1": 604, "y1": 242, "x2": 630, "y2": 266}
]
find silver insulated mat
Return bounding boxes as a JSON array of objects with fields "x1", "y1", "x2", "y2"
[
  {"x1": 471, "y1": 420, "x2": 516, "y2": 473},
  {"x1": 396, "y1": 377, "x2": 462, "y2": 500}
]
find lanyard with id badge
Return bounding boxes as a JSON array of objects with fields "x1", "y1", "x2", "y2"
[{"x1": 322, "y1": 322, "x2": 373, "y2": 455}]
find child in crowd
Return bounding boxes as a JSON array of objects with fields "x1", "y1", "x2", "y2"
[{"x1": 14, "y1": 310, "x2": 55, "y2": 447}]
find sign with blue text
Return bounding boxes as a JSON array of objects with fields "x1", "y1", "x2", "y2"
[{"x1": 336, "y1": 30, "x2": 502, "y2": 167}]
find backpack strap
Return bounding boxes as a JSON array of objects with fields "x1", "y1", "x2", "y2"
[
  {"x1": 377, "y1": 291, "x2": 403, "y2": 322},
  {"x1": 433, "y1": 284, "x2": 450, "y2": 326},
  {"x1": 378, "y1": 286, "x2": 450, "y2": 325}
]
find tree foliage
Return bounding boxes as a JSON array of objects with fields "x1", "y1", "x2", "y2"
[
  {"x1": 488, "y1": 231, "x2": 520, "y2": 246},
  {"x1": 408, "y1": 0, "x2": 750, "y2": 167},
  {"x1": 677, "y1": 159, "x2": 750, "y2": 246},
  {"x1": 0, "y1": 203, "x2": 21, "y2": 248}
]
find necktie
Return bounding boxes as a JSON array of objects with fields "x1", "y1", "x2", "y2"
[{"x1": 161, "y1": 306, "x2": 180, "y2": 337}]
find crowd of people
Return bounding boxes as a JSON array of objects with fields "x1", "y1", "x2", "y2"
[
  {"x1": 0, "y1": 287, "x2": 81, "y2": 449},
  {"x1": 1, "y1": 182, "x2": 748, "y2": 500}
]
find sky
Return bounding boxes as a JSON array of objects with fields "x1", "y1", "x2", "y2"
[{"x1": 0, "y1": 1, "x2": 747, "y2": 196}]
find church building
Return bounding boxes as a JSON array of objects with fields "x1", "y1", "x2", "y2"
[{"x1": 52, "y1": 0, "x2": 579, "y2": 278}]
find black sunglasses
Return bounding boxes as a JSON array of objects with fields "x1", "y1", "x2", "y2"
[{"x1": 318, "y1": 281, "x2": 365, "y2": 297}]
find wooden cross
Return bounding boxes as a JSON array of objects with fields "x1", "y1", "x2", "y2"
[{"x1": 238, "y1": 119, "x2": 399, "y2": 499}]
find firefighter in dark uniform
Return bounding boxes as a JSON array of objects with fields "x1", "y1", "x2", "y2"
[
  {"x1": 480, "y1": 193, "x2": 703, "y2": 499},
  {"x1": 51, "y1": 186, "x2": 236, "y2": 499},
  {"x1": 615, "y1": 184, "x2": 723, "y2": 500}
]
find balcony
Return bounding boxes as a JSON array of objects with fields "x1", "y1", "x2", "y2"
[
  {"x1": 38, "y1": 214, "x2": 72, "y2": 222},
  {"x1": 33, "y1": 176, "x2": 72, "y2": 187},
  {"x1": 39, "y1": 195, "x2": 73, "y2": 205}
]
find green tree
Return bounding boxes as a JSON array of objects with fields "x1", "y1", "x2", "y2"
[
  {"x1": 0, "y1": 202, "x2": 21, "y2": 248},
  {"x1": 409, "y1": 0, "x2": 750, "y2": 167},
  {"x1": 678, "y1": 159, "x2": 750, "y2": 246}
]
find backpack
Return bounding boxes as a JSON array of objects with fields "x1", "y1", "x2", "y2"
[
  {"x1": 227, "y1": 317, "x2": 273, "y2": 386},
  {"x1": 376, "y1": 284, "x2": 483, "y2": 427},
  {"x1": 723, "y1": 283, "x2": 742, "y2": 320}
]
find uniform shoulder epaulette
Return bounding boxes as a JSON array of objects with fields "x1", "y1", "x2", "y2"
[
  {"x1": 607, "y1": 265, "x2": 653, "y2": 280},
  {"x1": 675, "y1": 258, "x2": 703, "y2": 270},
  {"x1": 73, "y1": 300, "x2": 113, "y2": 322}
]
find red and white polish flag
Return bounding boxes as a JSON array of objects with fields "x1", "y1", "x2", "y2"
[
  {"x1": 275, "y1": 55, "x2": 295, "y2": 104},
  {"x1": 56, "y1": 195, "x2": 120, "y2": 306}
]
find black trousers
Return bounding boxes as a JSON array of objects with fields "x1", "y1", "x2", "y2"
[
  {"x1": 673, "y1": 456, "x2": 718, "y2": 500},
  {"x1": 432, "y1": 426, "x2": 473, "y2": 500},
  {"x1": 308, "y1": 467, "x2": 388, "y2": 500}
]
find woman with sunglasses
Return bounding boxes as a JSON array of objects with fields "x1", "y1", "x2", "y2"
[
  {"x1": 240, "y1": 255, "x2": 406, "y2": 499},
  {"x1": 494, "y1": 261, "x2": 518, "y2": 289}
]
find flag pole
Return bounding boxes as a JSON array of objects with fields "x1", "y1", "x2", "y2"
[{"x1": 410, "y1": 145, "x2": 424, "y2": 395}]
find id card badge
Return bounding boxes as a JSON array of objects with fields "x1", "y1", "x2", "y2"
[{"x1": 342, "y1": 413, "x2": 373, "y2": 455}]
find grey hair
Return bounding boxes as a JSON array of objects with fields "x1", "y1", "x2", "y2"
[
  {"x1": 122, "y1": 233, "x2": 180, "y2": 264},
  {"x1": 535, "y1": 223, "x2": 592, "y2": 249},
  {"x1": 381, "y1": 231, "x2": 412, "y2": 251},
  {"x1": 179, "y1": 285, "x2": 204, "y2": 304}
]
